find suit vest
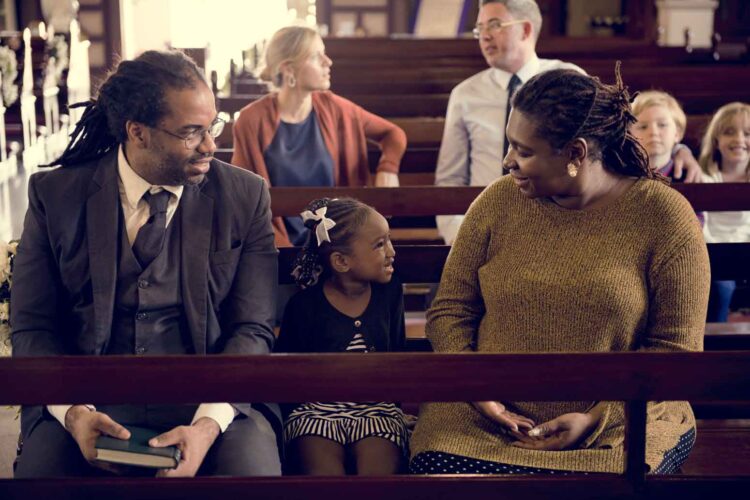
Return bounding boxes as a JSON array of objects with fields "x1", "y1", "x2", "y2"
[
  {"x1": 102, "y1": 207, "x2": 196, "y2": 426},
  {"x1": 107, "y1": 206, "x2": 191, "y2": 355}
]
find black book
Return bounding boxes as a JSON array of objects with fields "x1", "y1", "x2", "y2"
[{"x1": 95, "y1": 425, "x2": 181, "y2": 469}]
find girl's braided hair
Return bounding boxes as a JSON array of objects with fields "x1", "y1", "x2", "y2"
[
  {"x1": 291, "y1": 197, "x2": 374, "y2": 288},
  {"x1": 511, "y1": 62, "x2": 661, "y2": 181},
  {"x1": 46, "y1": 50, "x2": 207, "y2": 168}
]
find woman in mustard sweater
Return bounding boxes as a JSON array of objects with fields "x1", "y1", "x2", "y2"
[{"x1": 409, "y1": 68, "x2": 710, "y2": 475}]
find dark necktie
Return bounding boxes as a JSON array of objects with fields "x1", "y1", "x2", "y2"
[
  {"x1": 502, "y1": 74, "x2": 522, "y2": 164},
  {"x1": 132, "y1": 190, "x2": 171, "y2": 269}
]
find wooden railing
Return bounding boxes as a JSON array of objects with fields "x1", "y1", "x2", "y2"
[
  {"x1": 268, "y1": 183, "x2": 750, "y2": 217},
  {"x1": 1, "y1": 352, "x2": 749, "y2": 498}
]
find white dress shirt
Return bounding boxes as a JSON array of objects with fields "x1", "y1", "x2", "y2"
[
  {"x1": 435, "y1": 55, "x2": 584, "y2": 244},
  {"x1": 48, "y1": 146, "x2": 236, "y2": 432},
  {"x1": 702, "y1": 171, "x2": 750, "y2": 243}
]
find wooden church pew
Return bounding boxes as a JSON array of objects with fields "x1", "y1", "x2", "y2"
[
  {"x1": 267, "y1": 183, "x2": 750, "y2": 217},
  {"x1": 322, "y1": 36, "x2": 749, "y2": 68},
  {"x1": 213, "y1": 113, "x2": 712, "y2": 187},
  {"x1": 219, "y1": 91, "x2": 743, "y2": 119},
  {"x1": 270, "y1": 183, "x2": 750, "y2": 345},
  {"x1": 1, "y1": 351, "x2": 749, "y2": 497}
]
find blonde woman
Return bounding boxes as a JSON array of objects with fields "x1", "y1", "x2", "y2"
[
  {"x1": 699, "y1": 102, "x2": 750, "y2": 321},
  {"x1": 631, "y1": 90, "x2": 687, "y2": 180},
  {"x1": 231, "y1": 26, "x2": 406, "y2": 247}
]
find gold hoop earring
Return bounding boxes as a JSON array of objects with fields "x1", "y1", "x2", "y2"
[
  {"x1": 567, "y1": 162, "x2": 578, "y2": 178},
  {"x1": 288, "y1": 74, "x2": 296, "y2": 88}
]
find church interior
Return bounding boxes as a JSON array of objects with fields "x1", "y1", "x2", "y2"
[{"x1": 0, "y1": 0, "x2": 749, "y2": 496}]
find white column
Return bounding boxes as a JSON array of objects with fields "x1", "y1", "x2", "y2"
[
  {"x1": 656, "y1": 0, "x2": 719, "y2": 48},
  {"x1": 67, "y1": 20, "x2": 91, "y2": 130}
]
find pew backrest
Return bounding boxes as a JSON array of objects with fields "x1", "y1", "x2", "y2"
[{"x1": 1, "y1": 352, "x2": 749, "y2": 498}]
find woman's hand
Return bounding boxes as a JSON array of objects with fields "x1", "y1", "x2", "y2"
[
  {"x1": 374, "y1": 171, "x2": 399, "y2": 187},
  {"x1": 472, "y1": 401, "x2": 535, "y2": 435},
  {"x1": 511, "y1": 412, "x2": 597, "y2": 451}
]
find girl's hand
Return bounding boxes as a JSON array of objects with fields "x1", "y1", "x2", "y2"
[
  {"x1": 511, "y1": 412, "x2": 597, "y2": 451},
  {"x1": 472, "y1": 401, "x2": 535, "y2": 436},
  {"x1": 374, "y1": 171, "x2": 399, "y2": 187}
]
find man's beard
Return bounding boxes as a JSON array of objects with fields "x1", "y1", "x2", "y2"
[{"x1": 153, "y1": 150, "x2": 210, "y2": 186}]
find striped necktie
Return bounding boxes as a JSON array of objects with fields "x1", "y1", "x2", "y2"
[
  {"x1": 132, "y1": 190, "x2": 171, "y2": 269},
  {"x1": 502, "y1": 73, "x2": 522, "y2": 166}
]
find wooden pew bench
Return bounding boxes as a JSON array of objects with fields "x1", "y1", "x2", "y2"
[
  {"x1": 280, "y1": 243, "x2": 750, "y2": 476},
  {"x1": 323, "y1": 67, "x2": 749, "y2": 101},
  {"x1": 271, "y1": 182, "x2": 750, "y2": 337},
  {"x1": 219, "y1": 91, "x2": 740, "y2": 118},
  {"x1": 321, "y1": 37, "x2": 749, "y2": 69},
  {"x1": 217, "y1": 114, "x2": 709, "y2": 154},
  {"x1": 214, "y1": 114, "x2": 711, "y2": 186},
  {"x1": 1, "y1": 353, "x2": 749, "y2": 498},
  {"x1": 266, "y1": 182, "x2": 750, "y2": 244},
  {"x1": 213, "y1": 146, "x2": 440, "y2": 186},
  {"x1": 277, "y1": 241, "x2": 750, "y2": 348},
  {"x1": 2, "y1": 183, "x2": 749, "y2": 493}
]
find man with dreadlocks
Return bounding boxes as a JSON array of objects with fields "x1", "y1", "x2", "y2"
[
  {"x1": 11, "y1": 50, "x2": 281, "y2": 477},
  {"x1": 410, "y1": 67, "x2": 710, "y2": 475}
]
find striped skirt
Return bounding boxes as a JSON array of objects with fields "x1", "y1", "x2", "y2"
[{"x1": 284, "y1": 401, "x2": 409, "y2": 453}]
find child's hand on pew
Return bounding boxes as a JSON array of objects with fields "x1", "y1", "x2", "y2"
[{"x1": 374, "y1": 171, "x2": 400, "y2": 187}]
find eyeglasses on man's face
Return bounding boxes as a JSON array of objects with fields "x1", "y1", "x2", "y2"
[
  {"x1": 472, "y1": 18, "x2": 527, "y2": 39},
  {"x1": 155, "y1": 117, "x2": 226, "y2": 150}
]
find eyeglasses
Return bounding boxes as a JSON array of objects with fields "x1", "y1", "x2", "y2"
[
  {"x1": 472, "y1": 19, "x2": 527, "y2": 39},
  {"x1": 154, "y1": 117, "x2": 226, "y2": 150}
]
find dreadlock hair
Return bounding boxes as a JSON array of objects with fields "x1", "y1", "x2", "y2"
[
  {"x1": 46, "y1": 50, "x2": 207, "y2": 168},
  {"x1": 511, "y1": 62, "x2": 660, "y2": 181},
  {"x1": 291, "y1": 197, "x2": 375, "y2": 289}
]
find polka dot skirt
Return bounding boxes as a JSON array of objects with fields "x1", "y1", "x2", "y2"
[
  {"x1": 410, "y1": 427, "x2": 696, "y2": 476},
  {"x1": 409, "y1": 451, "x2": 589, "y2": 475},
  {"x1": 652, "y1": 427, "x2": 696, "y2": 474}
]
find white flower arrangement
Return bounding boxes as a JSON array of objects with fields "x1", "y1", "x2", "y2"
[
  {"x1": 0, "y1": 45, "x2": 19, "y2": 108},
  {"x1": 0, "y1": 240, "x2": 18, "y2": 357}
]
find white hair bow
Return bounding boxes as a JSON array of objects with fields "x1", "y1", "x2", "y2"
[{"x1": 300, "y1": 206, "x2": 337, "y2": 246}]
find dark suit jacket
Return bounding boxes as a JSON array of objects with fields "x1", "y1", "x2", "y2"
[{"x1": 11, "y1": 150, "x2": 279, "y2": 439}]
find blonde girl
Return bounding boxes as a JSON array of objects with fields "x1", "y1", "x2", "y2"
[{"x1": 699, "y1": 102, "x2": 750, "y2": 321}]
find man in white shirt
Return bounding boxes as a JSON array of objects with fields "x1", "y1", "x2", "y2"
[
  {"x1": 12, "y1": 50, "x2": 280, "y2": 477},
  {"x1": 436, "y1": 0, "x2": 701, "y2": 244}
]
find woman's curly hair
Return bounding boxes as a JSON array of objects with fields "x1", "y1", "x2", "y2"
[{"x1": 512, "y1": 62, "x2": 660, "y2": 181}]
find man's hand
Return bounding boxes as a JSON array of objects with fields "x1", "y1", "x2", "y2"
[
  {"x1": 511, "y1": 412, "x2": 597, "y2": 451},
  {"x1": 673, "y1": 146, "x2": 702, "y2": 183},
  {"x1": 151, "y1": 417, "x2": 220, "y2": 478},
  {"x1": 375, "y1": 171, "x2": 399, "y2": 187},
  {"x1": 65, "y1": 405, "x2": 130, "y2": 466},
  {"x1": 472, "y1": 401, "x2": 535, "y2": 435}
]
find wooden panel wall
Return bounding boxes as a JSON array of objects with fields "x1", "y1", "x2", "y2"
[{"x1": 77, "y1": 0, "x2": 120, "y2": 85}]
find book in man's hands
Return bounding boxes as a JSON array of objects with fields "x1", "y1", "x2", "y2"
[{"x1": 95, "y1": 425, "x2": 181, "y2": 469}]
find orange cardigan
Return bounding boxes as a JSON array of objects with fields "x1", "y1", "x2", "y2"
[{"x1": 231, "y1": 91, "x2": 406, "y2": 247}]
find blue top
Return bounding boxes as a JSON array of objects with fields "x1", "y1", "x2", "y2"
[{"x1": 263, "y1": 110, "x2": 335, "y2": 245}]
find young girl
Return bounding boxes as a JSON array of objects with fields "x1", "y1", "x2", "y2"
[
  {"x1": 275, "y1": 197, "x2": 407, "y2": 475},
  {"x1": 699, "y1": 102, "x2": 750, "y2": 322},
  {"x1": 631, "y1": 90, "x2": 687, "y2": 180}
]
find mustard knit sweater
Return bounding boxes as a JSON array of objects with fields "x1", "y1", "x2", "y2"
[{"x1": 410, "y1": 175, "x2": 710, "y2": 473}]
